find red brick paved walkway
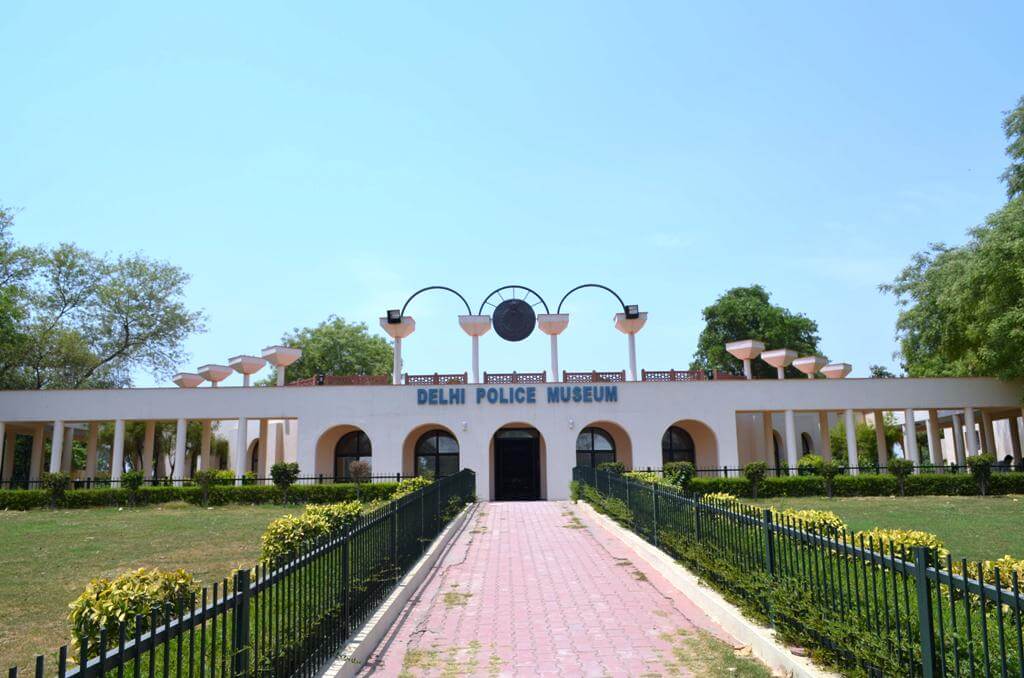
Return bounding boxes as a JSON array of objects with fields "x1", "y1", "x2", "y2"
[{"x1": 357, "y1": 501, "x2": 751, "y2": 677}]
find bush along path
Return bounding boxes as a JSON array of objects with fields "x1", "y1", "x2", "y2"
[
  {"x1": 6, "y1": 471, "x2": 476, "y2": 678},
  {"x1": 575, "y1": 466, "x2": 1024, "y2": 677},
  {"x1": 358, "y1": 501, "x2": 771, "y2": 677}
]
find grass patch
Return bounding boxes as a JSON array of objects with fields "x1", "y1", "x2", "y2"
[
  {"x1": 398, "y1": 640, "x2": 497, "y2": 677},
  {"x1": 442, "y1": 587, "x2": 473, "y2": 608},
  {"x1": 748, "y1": 494, "x2": 1024, "y2": 560},
  {"x1": 0, "y1": 502, "x2": 295, "y2": 671},
  {"x1": 659, "y1": 629, "x2": 772, "y2": 677}
]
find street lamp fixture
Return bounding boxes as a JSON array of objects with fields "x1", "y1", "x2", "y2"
[{"x1": 386, "y1": 309, "x2": 402, "y2": 324}]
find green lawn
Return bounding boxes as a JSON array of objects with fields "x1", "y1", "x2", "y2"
[
  {"x1": 748, "y1": 495, "x2": 1024, "y2": 561},
  {"x1": 0, "y1": 502, "x2": 297, "y2": 673}
]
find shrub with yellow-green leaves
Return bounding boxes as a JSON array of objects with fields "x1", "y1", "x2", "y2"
[
  {"x1": 391, "y1": 476, "x2": 433, "y2": 499},
  {"x1": 68, "y1": 568, "x2": 199, "y2": 659},
  {"x1": 261, "y1": 501, "x2": 364, "y2": 562},
  {"x1": 953, "y1": 555, "x2": 1024, "y2": 586},
  {"x1": 852, "y1": 527, "x2": 949, "y2": 559},
  {"x1": 774, "y1": 508, "x2": 847, "y2": 533},
  {"x1": 623, "y1": 471, "x2": 662, "y2": 484},
  {"x1": 703, "y1": 491, "x2": 739, "y2": 502}
]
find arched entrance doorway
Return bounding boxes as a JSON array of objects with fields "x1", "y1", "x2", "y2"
[{"x1": 492, "y1": 427, "x2": 542, "y2": 500}]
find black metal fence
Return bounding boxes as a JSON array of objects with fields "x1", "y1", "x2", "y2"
[
  {"x1": 8, "y1": 469, "x2": 476, "y2": 678},
  {"x1": 639, "y1": 461, "x2": 1023, "y2": 478},
  {"x1": 575, "y1": 466, "x2": 1024, "y2": 676},
  {"x1": 0, "y1": 475, "x2": 414, "y2": 491}
]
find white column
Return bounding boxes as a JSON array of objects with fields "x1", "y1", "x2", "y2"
[
  {"x1": 964, "y1": 407, "x2": 979, "y2": 457},
  {"x1": 29, "y1": 424, "x2": 44, "y2": 481},
  {"x1": 393, "y1": 337, "x2": 403, "y2": 385},
  {"x1": 982, "y1": 411, "x2": 997, "y2": 456},
  {"x1": 904, "y1": 409, "x2": 920, "y2": 465},
  {"x1": 1, "y1": 428, "x2": 15, "y2": 483},
  {"x1": 85, "y1": 423, "x2": 99, "y2": 478},
  {"x1": 549, "y1": 334, "x2": 559, "y2": 382},
  {"x1": 471, "y1": 335, "x2": 480, "y2": 384},
  {"x1": 234, "y1": 417, "x2": 248, "y2": 483},
  {"x1": 844, "y1": 409, "x2": 858, "y2": 474},
  {"x1": 742, "y1": 359, "x2": 752, "y2": 380},
  {"x1": 784, "y1": 409, "x2": 799, "y2": 470},
  {"x1": 276, "y1": 366, "x2": 286, "y2": 387},
  {"x1": 61, "y1": 426, "x2": 74, "y2": 473},
  {"x1": 258, "y1": 419, "x2": 270, "y2": 478},
  {"x1": 762, "y1": 412, "x2": 774, "y2": 465},
  {"x1": 174, "y1": 418, "x2": 187, "y2": 484},
  {"x1": 776, "y1": 366, "x2": 785, "y2": 380},
  {"x1": 111, "y1": 420, "x2": 125, "y2": 481},
  {"x1": 200, "y1": 420, "x2": 212, "y2": 471},
  {"x1": 48, "y1": 420, "x2": 65, "y2": 474},
  {"x1": 951, "y1": 413, "x2": 966, "y2": 465},
  {"x1": 818, "y1": 411, "x2": 831, "y2": 461},
  {"x1": 873, "y1": 410, "x2": 888, "y2": 466},
  {"x1": 142, "y1": 421, "x2": 156, "y2": 479},
  {"x1": 626, "y1": 333, "x2": 638, "y2": 382},
  {"x1": 926, "y1": 410, "x2": 942, "y2": 465}
]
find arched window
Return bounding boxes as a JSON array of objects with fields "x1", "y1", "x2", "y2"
[
  {"x1": 801, "y1": 432, "x2": 814, "y2": 456},
  {"x1": 334, "y1": 431, "x2": 371, "y2": 481},
  {"x1": 250, "y1": 441, "x2": 259, "y2": 474},
  {"x1": 415, "y1": 430, "x2": 459, "y2": 478},
  {"x1": 661, "y1": 426, "x2": 695, "y2": 465},
  {"x1": 576, "y1": 427, "x2": 616, "y2": 468}
]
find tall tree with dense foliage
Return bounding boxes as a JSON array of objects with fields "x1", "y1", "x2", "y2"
[
  {"x1": 690, "y1": 285, "x2": 821, "y2": 378},
  {"x1": 272, "y1": 316, "x2": 392, "y2": 383},
  {"x1": 883, "y1": 99, "x2": 1024, "y2": 380},
  {"x1": 0, "y1": 207, "x2": 205, "y2": 389},
  {"x1": 1001, "y1": 96, "x2": 1024, "y2": 200}
]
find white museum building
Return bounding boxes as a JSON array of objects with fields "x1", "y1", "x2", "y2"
[{"x1": 1, "y1": 284, "x2": 1022, "y2": 501}]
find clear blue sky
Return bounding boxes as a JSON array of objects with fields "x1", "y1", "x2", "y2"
[{"x1": 2, "y1": 2, "x2": 1021, "y2": 386}]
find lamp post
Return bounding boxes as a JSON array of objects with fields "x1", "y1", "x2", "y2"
[
  {"x1": 458, "y1": 315, "x2": 492, "y2": 384},
  {"x1": 760, "y1": 349, "x2": 797, "y2": 379},
  {"x1": 821, "y1": 363, "x2": 853, "y2": 379},
  {"x1": 613, "y1": 305, "x2": 646, "y2": 381},
  {"x1": 228, "y1": 356, "x2": 267, "y2": 387},
  {"x1": 262, "y1": 346, "x2": 303, "y2": 386},
  {"x1": 537, "y1": 314, "x2": 570, "y2": 381},
  {"x1": 792, "y1": 356, "x2": 827, "y2": 378},
  {"x1": 380, "y1": 311, "x2": 416, "y2": 385},
  {"x1": 725, "y1": 340, "x2": 766, "y2": 379},
  {"x1": 172, "y1": 373, "x2": 205, "y2": 388},
  {"x1": 197, "y1": 364, "x2": 233, "y2": 387}
]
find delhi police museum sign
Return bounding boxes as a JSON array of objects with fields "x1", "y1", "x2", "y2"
[{"x1": 416, "y1": 385, "x2": 619, "y2": 406}]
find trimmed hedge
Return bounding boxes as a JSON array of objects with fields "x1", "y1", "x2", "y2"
[
  {"x1": 642, "y1": 471, "x2": 1024, "y2": 499},
  {"x1": 0, "y1": 481, "x2": 401, "y2": 511}
]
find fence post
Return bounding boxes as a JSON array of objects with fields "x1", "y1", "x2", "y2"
[
  {"x1": 651, "y1": 481, "x2": 659, "y2": 548},
  {"x1": 231, "y1": 569, "x2": 251, "y2": 678},
  {"x1": 762, "y1": 509, "x2": 776, "y2": 576},
  {"x1": 694, "y1": 494, "x2": 703, "y2": 541},
  {"x1": 391, "y1": 504, "x2": 399, "y2": 585},
  {"x1": 913, "y1": 547, "x2": 936, "y2": 677},
  {"x1": 342, "y1": 537, "x2": 351, "y2": 636},
  {"x1": 420, "y1": 488, "x2": 425, "y2": 554}
]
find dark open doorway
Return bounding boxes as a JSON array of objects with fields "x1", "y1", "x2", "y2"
[{"x1": 493, "y1": 428, "x2": 541, "y2": 500}]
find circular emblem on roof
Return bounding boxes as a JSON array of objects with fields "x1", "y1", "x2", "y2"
[{"x1": 492, "y1": 298, "x2": 536, "y2": 342}]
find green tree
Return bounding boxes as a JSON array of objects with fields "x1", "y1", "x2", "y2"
[
  {"x1": 829, "y1": 415, "x2": 902, "y2": 467},
  {"x1": 267, "y1": 315, "x2": 392, "y2": 384},
  {"x1": 690, "y1": 285, "x2": 821, "y2": 378},
  {"x1": 1001, "y1": 95, "x2": 1024, "y2": 200},
  {"x1": 0, "y1": 208, "x2": 205, "y2": 389},
  {"x1": 884, "y1": 99, "x2": 1024, "y2": 380}
]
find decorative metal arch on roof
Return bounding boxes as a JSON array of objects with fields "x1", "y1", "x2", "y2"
[
  {"x1": 399, "y1": 286, "x2": 473, "y2": 317},
  {"x1": 476, "y1": 285, "x2": 550, "y2": 315},
  {"x1": 556, "y1": 283, "x2": 632, "y2": 315}
]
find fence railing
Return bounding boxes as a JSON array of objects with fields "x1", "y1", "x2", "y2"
[
  {"x1": 8, "y1": 469, "x2": 476, "y2": 678},
  {"x1": 638, "y1": 462, "x2": 1024, "y2": 478},
  {"x1": 0, "y1": 474, "x2": 415, "y2": 492},
  {"x1": 574, "y1": 466, "x2": 1024, "y2": 676}
]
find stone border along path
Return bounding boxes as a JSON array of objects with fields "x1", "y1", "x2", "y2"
[{"x1": 356, "y1": 501, "x2": 775, "y2": 677}]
